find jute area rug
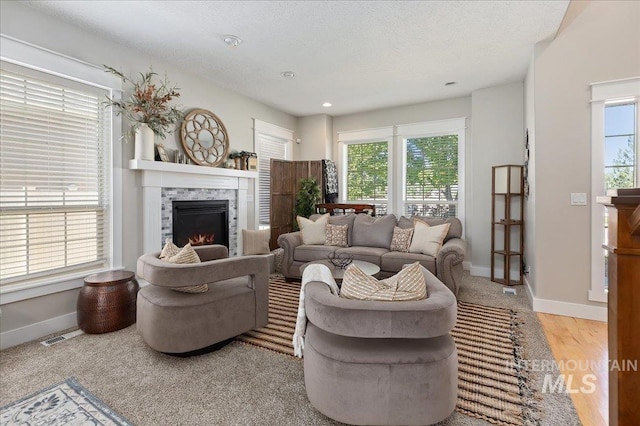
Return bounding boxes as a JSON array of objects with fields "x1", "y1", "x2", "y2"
[{"x1": 237, "y1": 275, "x2": 538, "y2": 426}]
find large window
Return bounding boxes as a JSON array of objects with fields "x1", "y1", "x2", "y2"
[
  {"x1": 404, "y1": 135, "x2": 459, "y2": 217},
  {"x1": 590, "y1": 77, "x2": 639, "y2": 302},
  {"x1": 345, "y1": 141, "x2": 389, "y2": 214},
  {"x1": 338, "y1": 119, "x2": 465, "y2": 220},
  {"x1": 0, "y1": 62, "x2": 111, "y2": 287}
]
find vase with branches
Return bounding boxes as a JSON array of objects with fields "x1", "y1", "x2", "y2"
[{"x1": 103, "y1": 65, "x2": 183, "y2": 160}]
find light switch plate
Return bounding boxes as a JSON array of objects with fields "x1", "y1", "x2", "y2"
[{"x1": 570, "y1": 193, "x2": 587, "y2": 206}]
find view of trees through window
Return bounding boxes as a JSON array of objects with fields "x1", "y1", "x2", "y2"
[
  {"x1": 405, "y1": 135, "x2": 458, "y2": 217},
  {"x1": 346, "y1": 141, "x2": 388, "y2": 214},
  {"x1": 605, "y1": 103, "x2": 637, "y2": 190}
]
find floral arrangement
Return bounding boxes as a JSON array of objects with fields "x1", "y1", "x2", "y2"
[{"x1": 103, "y1": 65, "x2": 183, "y2": 139}]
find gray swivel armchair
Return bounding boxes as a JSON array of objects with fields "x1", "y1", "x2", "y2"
[
  {"x1": 302, "y1": 266, "x2": 458, "y2": 425},
  {"x1": 136, "y1": 245, "x2": 269, "y2": 355}
]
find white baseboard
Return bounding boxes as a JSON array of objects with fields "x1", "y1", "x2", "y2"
[
  {"x1": 471, "y1": 265, "x2": 607, "y2": 322},
  {"x1": 531, "y1": 297, "x2": 607, "y2": 322},
  {"x1": 469, "y1": 265, "x2": 521, "y2": 281},
  {"x1": 523, "y1": 275, "x2": 535, "y2": 307},
  {"x1": 470, "y1": 265, "x2": 491, "y2": 277},
  {"x1": 0, "y1": 312, "x2": 78, "y2": 350}
]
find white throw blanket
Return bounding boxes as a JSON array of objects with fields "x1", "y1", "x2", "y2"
[{"x1": 293, "y1": 264, "x2": 340, "y2": 358}]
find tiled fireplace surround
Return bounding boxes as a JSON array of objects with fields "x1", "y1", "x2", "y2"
[{"x1": 130, "y1": 160, "x2": 257, "y2": 257}]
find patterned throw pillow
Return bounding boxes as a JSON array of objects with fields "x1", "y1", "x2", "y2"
[
  {"x1": 159, "y1": 240, "x2": 180, "y2": 259},
  {"x1": 389, "y1": 226, "x2": 414, "y2": 252},
  {"x1": 325, "y1": 223, "x2": 348, "y2": 247},
  {"x1": 409, "y1": 219, "x2": 451, "y2": 257},
  {"x1": 242, "y1": 228, "x2": 271, "y2": 255},
  {"x1": 297, "y1": 213, "x2": 329, "y2": 245},
  {"x1": 340, "y1": 262, "x2": 426, "y2": 301},
  {"x1": 161, "y1": 242, "x2": 208, "y2": 293}
]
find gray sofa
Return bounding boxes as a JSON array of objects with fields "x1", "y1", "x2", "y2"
[
  {"x1": 303, "y1": 265, "x2": 458, "y2": 425},
  {"x1": 278, "y1": 213, "x2": 466, "y2": 296}
]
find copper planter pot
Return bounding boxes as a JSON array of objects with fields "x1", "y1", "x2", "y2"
[{"x1": 77, "y1": 270, "x2": 139, "y2": 334}]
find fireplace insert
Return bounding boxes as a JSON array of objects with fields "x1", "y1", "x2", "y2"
[{"x1": 172, "y1": 200, "x2": 229, "y2": 248}]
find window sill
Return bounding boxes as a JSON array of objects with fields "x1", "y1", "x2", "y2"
[{"x1": 0, "y1": 266, "x2": 125, "y2": 304}]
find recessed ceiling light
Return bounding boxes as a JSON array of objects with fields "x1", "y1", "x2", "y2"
[
  {"x1": 445, "y1": 81, "x2": 457, "y2": 86},
  {"x1": 281, "y1": 71, "x2": 295, "y2": 79},
  {"x1": 322, "y1": 102, "x2": 332, "y2": 108},
  {"x1": 223, "y1": 35, "x2": 242, "y2": 47}
]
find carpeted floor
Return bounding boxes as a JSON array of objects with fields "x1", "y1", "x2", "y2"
[{"x1": 0, "y1": 273, "x2": 580, "y2": 426}]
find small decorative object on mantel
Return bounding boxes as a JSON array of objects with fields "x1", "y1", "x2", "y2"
[
  {"x1": 103, "y1": 66, "x2": 183, "y2": 161},
  {"x1": 156, "y1": 144, "x2": 170, "y2": 162},
  {"x1": 180, "y1": 109, "x2": 230, "y2": 167},
  {"x1": 327, "y1": 252, "x2": 353, "y2": 269}
]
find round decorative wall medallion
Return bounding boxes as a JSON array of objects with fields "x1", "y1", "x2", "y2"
[{"x1": 180, "y1": 109, "x2": 229, "y2": 167}]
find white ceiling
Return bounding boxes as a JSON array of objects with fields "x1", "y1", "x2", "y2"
[{"x1": 21, "y1": 0, "x2": 569, "y2": 117}]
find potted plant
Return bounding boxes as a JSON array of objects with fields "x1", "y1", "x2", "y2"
[
  {"x1": 103, "y1": 65, "x2": 183, "y2": 161},
  {"x1": 294, "y1": 178, "x2": 321, "y2": 230}
]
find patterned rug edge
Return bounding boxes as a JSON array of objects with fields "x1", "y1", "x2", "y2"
[{"x1": 0, "y1": 377, "x2": 132, "y2": 426}]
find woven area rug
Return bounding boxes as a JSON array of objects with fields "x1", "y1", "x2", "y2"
[
  {"x1": 237, "y1": 275, "x2": 539, "y2": 426},
  {"x1": 0, "y1": 377, "x2": 131, "y2": 426}
]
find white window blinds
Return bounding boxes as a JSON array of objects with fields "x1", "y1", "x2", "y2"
[
  {"x1": 257, "y1": 133, "x2": 287, "y2": 225},
  {"x1": 0, "y1": 63, "x2": 111, "y2": 285},
  {"x1": 404, "y1": 135, "x2": 459, "y2": 217}
]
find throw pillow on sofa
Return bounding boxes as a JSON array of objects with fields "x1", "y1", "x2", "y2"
[
  {"x1": 325, "y1": 223, "x2": 349, "y2": 247},
  {"x1": 160, "y1": 241, "x2": 208, "y2": 293},
  {"x1": 390, "y1": 226, "x2": 414, "y2": 252},
  {"x1": 409, "y1": 219, "x2": 450, "y2": 257},
  {"x1": 297, "y1": 213, "x2": 329, "y2": 245},
  {"x1": 340, "y1": 261, "x2": 426, "y2": 301},
  {"x1": 351, "y1": 214, "x2": 396, "y2": 249}
]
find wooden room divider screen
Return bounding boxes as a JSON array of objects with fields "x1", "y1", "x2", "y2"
[{"x1": 269, "y1": 159, "x2": 325, "y2": 250}]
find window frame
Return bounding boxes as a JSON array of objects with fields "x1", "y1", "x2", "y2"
[
  {"x1": 338, "y1": 127, "x2": 394, "y2": 215},
  {"x1": 0, "y1": 35, "x2": 122, "y2": 303},
  {"x1": 253, "y1": 119, "x2": 293, "y2": 229},
  {"x1": 397, "y1": 118, "x2": 466, "y2": 227},
  {"x1": 589, "y1": 77, "x2": 640, "y2": 303}
]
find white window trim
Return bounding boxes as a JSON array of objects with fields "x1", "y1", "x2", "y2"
[
  {"x1": 337, "y1": 119, "x2": 466, "y2": 225},
  {"x1": 338, "y1": 127, "x2": 394, "y2": 212},
  {"x1": 253, "y1": 119, "x2": 293, "y2": 229},
  {"x1": 589, "y1": 77, "x2": 640, "y2": 303},
  {"x1": 0, "y1": 35, "x2": 123, "y2": 304},
  {"x1": 397, "y1": 118, "x2": 466, "y2": 232}
]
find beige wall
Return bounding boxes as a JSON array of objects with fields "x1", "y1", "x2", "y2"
[
  {"x1": 524, "y1": 51, "x2": 537, "y2": 293},
  {"x1": 532, "y1": 0, "x2": 640, "y2": 305},
  {"x1": 0, "y1": 2, "x2": 297, "y2": 339},
  {"x1": 469, "y1": 83, "x2": 525, "y2": 275},
  {"x1": 295, "y1": 114, "x2": 333, "y2": 161}
]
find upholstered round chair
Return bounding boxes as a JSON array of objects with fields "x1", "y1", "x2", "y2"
[{"x1": 302, "y1": 266, "x2": 458, "y2": 425}]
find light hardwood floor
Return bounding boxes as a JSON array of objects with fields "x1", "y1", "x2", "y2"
[{"x1": 538, "y1": 313, "x2": 608, "y2": 426}]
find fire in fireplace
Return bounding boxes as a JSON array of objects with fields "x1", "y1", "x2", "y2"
[{"x1": 172, "y1": 200, "x2": 229, "y2": 248}]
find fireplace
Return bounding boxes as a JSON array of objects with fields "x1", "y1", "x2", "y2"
[{"x1": 172, "y1": 200, "x2": 229, "y2": 248}]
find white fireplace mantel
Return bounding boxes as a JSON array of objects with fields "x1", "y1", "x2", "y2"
[{"x1": 129, "y1": 160, "x2": 257, "y2": 255}]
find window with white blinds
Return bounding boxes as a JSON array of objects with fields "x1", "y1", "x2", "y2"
[
  {"x1": 404, "y1": 135, "x2": 459, "y2": 217},
  {"x1": 345, "y1": 141, "x2": 389, "y2": 215},
  {"x1": 257, "y1": 133, "x2": 289, "y2": 225},
  {"x1": 0, "y1": 63, "x2": 111, "y2": 286}
]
